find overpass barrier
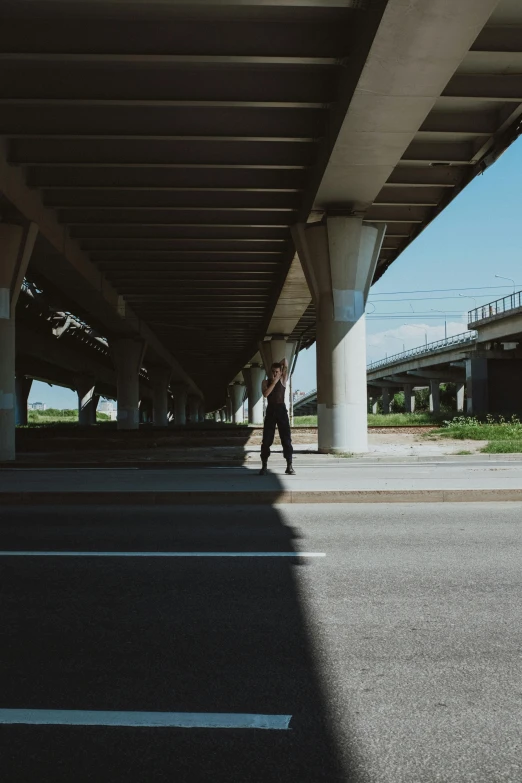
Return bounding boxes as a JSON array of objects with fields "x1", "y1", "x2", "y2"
[
  {"x1": 468, "y1": 291, "x2": 522, "y2": 325},
  {"x1": 367, "y1": 331, "x2": 477, "y2": 372}
]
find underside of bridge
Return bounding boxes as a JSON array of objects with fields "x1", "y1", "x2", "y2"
[
  {"x1": 1, "y1": 0, "x2": 521, "y2": 454},
  {"x1": 0, "y1": 0, "x2": 387, "y2": 411}
]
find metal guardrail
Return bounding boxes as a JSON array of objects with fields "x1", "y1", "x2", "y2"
[
  {"x1": 367, "y1": 331, "x2": 477, "y2": 372},
  {"x1": 468, "y1": 291, "x2": 522, "y2": 324},
  {"x1": 293, "y1": 388, "x2": 317, "y2": 407},
  {"x1": 295, "y1": 331, "x2": 478, "y2": 404}
]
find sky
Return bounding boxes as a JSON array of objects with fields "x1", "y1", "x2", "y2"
[
  {"x1": 29, "y1": 137, "x2": 522, "y2": 407},
  {"x1": 292, "y1": 137, "x2": 522, "y2": 394}
]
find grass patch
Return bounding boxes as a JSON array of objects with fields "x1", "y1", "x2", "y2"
[
  {"x1": 437, "y1": 415, "x2": 522, "y2": 441},
  {"x1": 455, "y1": 450, "x2": 472, "y2": 455},
  {"x1": 368, "y1": 412, "x2": 446, "y2": 426},
  {"x1": 293, "y1": 412, "x2": 451, "y2": 427},
  {"x1": 481, "y1": 441, "x2": 522, "y2": 454},
  {"x1": 293, "y1": 415, "x2": 318, "y2": 426}
]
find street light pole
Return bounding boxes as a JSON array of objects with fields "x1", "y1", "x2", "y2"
[
  {"x1": 494, "y1": 274, "x2": 516, "y2": 294},
  {"x1": 430, "y1": 309, "x2": 447, "y2": 340}
]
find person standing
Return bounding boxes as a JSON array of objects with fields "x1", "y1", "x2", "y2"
[{"x1": 259, "y1": 357, "x2": 295, "y2": 475}]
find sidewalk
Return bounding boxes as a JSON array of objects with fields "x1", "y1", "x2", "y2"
[{"x1": 2, "y1": 456, "x2": 522, "y2": 504}]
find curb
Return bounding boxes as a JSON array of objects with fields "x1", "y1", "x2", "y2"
[{"x1": 2, "y1": 489, "x2": 522, "y2": 505}]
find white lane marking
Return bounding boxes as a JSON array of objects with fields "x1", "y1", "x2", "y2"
[
  {"x1": 0, "y1": 551, "x2": 325, "y2": 558},
  {"x1": 0, "y1": 709, "x2": 291, "y2": 730},
  {"x1": 8, "y1": 467, "x2": 139, "y2": 471}
]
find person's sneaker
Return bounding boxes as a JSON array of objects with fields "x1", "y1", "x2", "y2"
[
  {"x1": 285, "y1": 463, "x2": 296, "y2": 475},
  {"x1": 259, "y1": 464, "x2": 268, "y2": 476}
]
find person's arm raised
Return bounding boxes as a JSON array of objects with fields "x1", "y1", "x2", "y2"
[{"x1": 280, "y1": 357, "x2": 289, "y2": 383}]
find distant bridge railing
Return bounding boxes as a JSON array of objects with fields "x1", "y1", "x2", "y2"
[
  {"x1": 367, "y1": 331, "x2": 477, "y2": 372},
  {"x1": 293, "y1": 388, "x2": 317, "y2": 407},
  {"x1": 468, "y1": 290, "x2": 522, "y2": 324},
  {"x1": 294, "y1": 331, "x2": 478, "y2": 407}
]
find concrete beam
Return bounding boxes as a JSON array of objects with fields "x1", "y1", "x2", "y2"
[
  {"x1": 0, "y1": 138, "x2": 201, "y2": 396},
  {"x1": 314, "y1": 0, "x2": 499, "y2": 210},
  {"x1": 471, "y1": 310, "x2": 522, "y2": 344},
  {"x1": 406, "y1": 369, "x2": 465, "y2": 382}
]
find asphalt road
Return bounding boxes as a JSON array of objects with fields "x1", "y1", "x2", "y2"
[{"x1": 1, "y1": 503, "x2": 521, "y2": 783}]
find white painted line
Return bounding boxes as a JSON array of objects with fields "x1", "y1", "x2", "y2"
[
  {"x1": 0, "y1": 709, "x2": 291, "y2": 730},
  {"x1": 0, "y1": 551, "x2": 325, "y2": 558},
  {"x1": 9, "y1": 467, "x2": 139, "y2": 471}
]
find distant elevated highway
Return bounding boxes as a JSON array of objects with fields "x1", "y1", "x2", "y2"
[{"x1": 295, "y1": 317, "x2": 522, "y2": 417}]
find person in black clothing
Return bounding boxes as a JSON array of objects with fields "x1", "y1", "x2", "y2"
[{"x1": 259, "y1": 356, "x2": 295, "y2": 476}]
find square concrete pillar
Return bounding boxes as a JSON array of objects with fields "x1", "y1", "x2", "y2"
[
  {"x1": 456, "y1": 382, "x2": 465, "y2": 413},
  {"x1": 466, "y1": 359, "x2": 489, "y2": 415},
  {"x1": 172, "y1": 384, "x2": 188, "y2": 425},
  {"x1": 242, "y1": 364, "x2": 265, "y2": 425},
  {"x1": 429, "y1": 380, "x2": 440, "y2": 413},
  {"x1": 228, "y1": 383, "x2": 245, "y2": 424},
  {"x1": 293, "y1": 217, "x2": 385, "y2": 453},
  {"x1": 111, "y1": 338, "x2": 147, "y2": 430},
  {"x1": 148, "y1": 365, "x2": 171, "y2": 428},
  {"x1": 382, "y1": 387, "x2": 390, "y2": 415},
  {"x1": 76, "y1": 376, "x2": 98, "y2": 426},
  {"x1": 0, "y1": 223, "x2": 38, "y2": 461},
  {"x1": 403, "y1": 383, "x2": 415, "y2": 414},
  {"x1": 15, "y1": 376, "x2": 33, "y2": 426},
  {"x1": 188, "y1": 394, "x2": 201, "y2": 423}
]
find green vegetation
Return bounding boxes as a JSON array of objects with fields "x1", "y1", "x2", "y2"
[
  {"x1": 368, "y1": 412, "x2": 445, "y2": 426},
  {"x1": 25, "y1": 408, "x2": 110, "y2": 425},
  {"x1": 437, "y1": 414, "x2": 522, "y2": 440},
  {"x1": 481, "y1": 441, "x2": 522, "y2": 453},
  {"x1": 435, "y1": 415, "x2": 522, "y2": 453},
  {"x1": 372, "y1": 384, "x2": 461, "y2": 415},
  {"x1": 292, "y1": 415, "x2": 318, "y2": 427},
  {"x1": 293, "y1": 412, "x2": 447, "y2": 427}
]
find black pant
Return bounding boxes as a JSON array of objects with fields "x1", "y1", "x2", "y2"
[{"x1": 261, "y1": 404, "x2": 293, "y2": 463}]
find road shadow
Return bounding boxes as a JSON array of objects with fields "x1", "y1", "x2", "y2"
[{"x1": 0, "y1": 475, "x2": 363, "y2": 782}]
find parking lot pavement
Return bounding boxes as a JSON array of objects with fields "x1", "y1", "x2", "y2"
[{"x1": 1, "y1": 503, "x2": 521, "y2": 783}]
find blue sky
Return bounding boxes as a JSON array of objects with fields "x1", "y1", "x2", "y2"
[
  {"x1": 30, "y1": 137, "x2": 522, "y2": 406},
  {"x1": 292, "y1": 137, "x2": 522, "y2": 394}
]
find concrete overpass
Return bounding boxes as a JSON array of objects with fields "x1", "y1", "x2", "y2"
[
  {"x1": 1, "y1": 0, "x2": 522, "y2": 459},
  {"x1": 295, "y1": 310, "x2": 522, "y2": 417}
]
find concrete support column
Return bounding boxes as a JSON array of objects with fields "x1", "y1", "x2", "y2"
[
  {"x1": 372, "y1": 399, "x2": 379, "y2": 415},
  {"x1": 172, "y1": 384, "x2": 188, "y2": 425},
  {"x1": 139, "y1": 397, "x2": 153, "y2": 424},
  {"x1": 466, "y1": 359, "x2": 488, "y2": 415},
  {"x1": 149, "y1": 365, "x2": 171, "y2": 428},
  {"x1": 382, "y1": 387, "x2": 391, "y2": 415},
  {"x1": 226, "y1": 396, "x2": 233, "y2": 423},
  {"x1": 242, "y1": 365, "x2": 265, "y2": 425},
  {"x1": 0, "y1": 223, "x2": 38, "y2": 461},
  {"x1": 76, "y1": 376, "x2": 98, "y2": 426},
  {"x1": 15, "y1": 377, "x2": 32, "y2": 426},
  {"x1": 198, "y1": 402, "x2": 205, "y2": 423},
  {"x1": 188, "y1": 395, "x2": 200, "y2": 423},
  {"x1": 429, "y1": 380, "x2": 441, "y2": 414},
  {"x1": 292, "y1": 217, "x2": 385, "y2": 453},
  {"x1": 403, "y1": 384, "x2": 415, "y2": 414},
  {"x1": 258, "y1": 337, "x2": 296, "y2": 408},
  {"x1": 456, "y1": 382, "x2": 465, "y2": 413},
  {"x1": 111, "y1": 338, "x2": 146, "y2": 430},
  {"x1": 229, "y1": 383, "x2": 245, "y2": 424}
]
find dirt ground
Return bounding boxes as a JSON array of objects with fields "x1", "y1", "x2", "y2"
[{"x1": 12, "y1": 426, "x2": 488, "y2": 464}]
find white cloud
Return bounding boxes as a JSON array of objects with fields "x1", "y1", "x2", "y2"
[{"x1": 366, "y1": 319, "x2": 470, "y2": 364}]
